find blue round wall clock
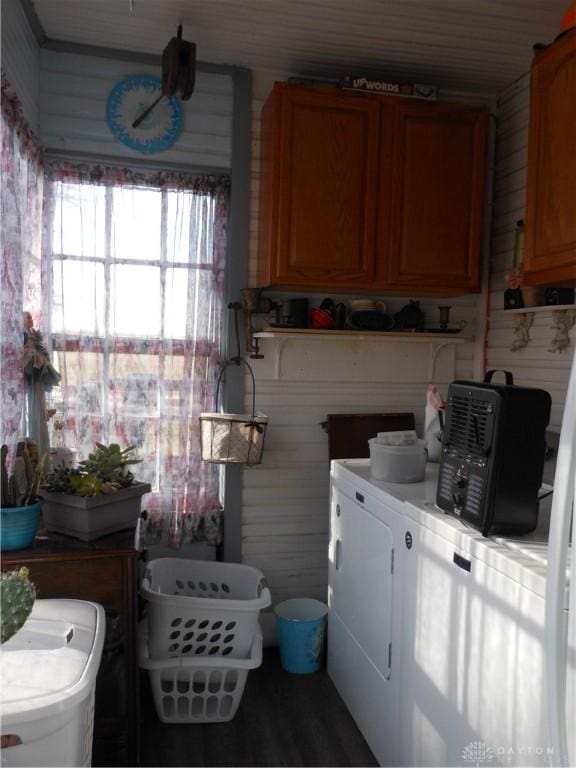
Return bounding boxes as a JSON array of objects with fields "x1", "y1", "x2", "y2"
[{"x1": 106, "y1": 75, "x2": 183, "y2": 154}]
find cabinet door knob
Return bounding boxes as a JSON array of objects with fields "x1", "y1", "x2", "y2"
[{"x1": 336, "y1": 504, "x2": 341, "y2": 517}]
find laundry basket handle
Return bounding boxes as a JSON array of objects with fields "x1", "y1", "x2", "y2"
[{"x1": 215, "y1": 358, "x2": 258, "y2": 420}]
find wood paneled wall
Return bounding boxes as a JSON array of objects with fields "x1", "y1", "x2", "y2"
[
  {"x1": 39, "y1": 49, "x2": 233, "y2": 170},
  {"x1": 1, "y1": 0, "x2": 41, "y2": 132}
]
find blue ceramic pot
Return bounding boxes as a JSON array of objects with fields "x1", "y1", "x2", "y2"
[{"x1": 0, "y1": 500, "x2": 42, "y2": 551}]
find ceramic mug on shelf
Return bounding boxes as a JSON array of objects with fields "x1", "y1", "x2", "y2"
[{"x1": 348, "y1": 299, "x2": 386, "y2": 313}]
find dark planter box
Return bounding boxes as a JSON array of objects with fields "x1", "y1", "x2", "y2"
[{"x1": 40, "y1": 482, "x2": 151, "y2": 541}]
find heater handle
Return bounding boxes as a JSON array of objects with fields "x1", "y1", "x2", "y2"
[{"x1": 484, "y1": 369, "x2": 514, "y2": 385}]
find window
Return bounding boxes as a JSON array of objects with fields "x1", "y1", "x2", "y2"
[{"x1": 45, "y1": 167, "x2": 229, "y2": 545}]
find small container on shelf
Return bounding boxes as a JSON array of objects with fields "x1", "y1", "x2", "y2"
[{"x1": 545, "y1": 287, "x2": 575, "y2": 306}]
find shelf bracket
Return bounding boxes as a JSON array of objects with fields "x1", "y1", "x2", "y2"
[
  {"x1": 272, "y1": 338, "x2": 287, "y2": 379},
  {"x1": 510, "y1": 312, "x2": 534, "y2": 352},
  {"x1": 549, "y1": 308, "x2": 576, "y2": 353},
  {"x1": 428, "y1": 341, "x2": 454, "y2": 381}
]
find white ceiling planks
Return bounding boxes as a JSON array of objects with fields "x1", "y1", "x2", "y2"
[{"x1": 30, "y1": 0, "x2": 569, "y2": 94}]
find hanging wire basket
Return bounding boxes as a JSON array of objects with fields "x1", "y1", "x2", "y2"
[{"x1": 200, "y1": 359, "x2": 268, "y2": 466}]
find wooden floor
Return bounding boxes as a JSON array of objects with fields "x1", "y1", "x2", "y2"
[{"x1": 139, "y1": 649, "x2": 378, "y2": 767}]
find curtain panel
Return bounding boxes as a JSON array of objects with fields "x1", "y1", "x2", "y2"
[
  {"x1": 43, "y1": 161, "x2": 230, "y2": 546},
  {"x1": 1, "y1": 77, "x2": 44, "y2": 457}
]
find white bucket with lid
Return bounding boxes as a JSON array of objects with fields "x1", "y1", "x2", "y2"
[{"x1": 369, "y1": 438, "x2": 426, "y2": 483}]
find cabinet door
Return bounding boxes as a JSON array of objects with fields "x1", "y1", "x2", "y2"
[
  {"x1": 329, "y1": 487, "x2": 394, "y2": 677},
  {"x1": 328, "y1": 481, "x2": 404, "y2": 766},
  {"x1": 261, "y1": 84, "x2": 380, "y2": 289},
  {"x1": 386, "y1": 103, "x2": 487, "y2": 293},
  {"x1": 524, "y1": 29, "x2": 576, "y2": 286}
]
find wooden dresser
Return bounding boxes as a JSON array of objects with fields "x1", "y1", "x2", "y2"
[{"x1": 2, "y1": 529, "x2": 141, "y2": 767}]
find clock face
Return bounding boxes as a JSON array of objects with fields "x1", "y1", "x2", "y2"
[{"x1": 106, "y1": 75, "x2": 183, "y2": 154}]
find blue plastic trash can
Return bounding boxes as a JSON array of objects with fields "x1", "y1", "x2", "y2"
[{"x1": 274, "y1": 598, "x2": 328, "y2": 674}]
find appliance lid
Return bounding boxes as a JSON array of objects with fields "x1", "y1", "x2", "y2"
[
  {"x1": 332, "y1": 458, "x2": 570, "y2": 603},
  {"x1": 0, "y1": 599, "x2": 105, "y2": 723},
  {"x1": 404, "y1": 493, "x2": 570, "y2": 603}
]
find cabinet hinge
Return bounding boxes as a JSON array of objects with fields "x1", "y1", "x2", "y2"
[
  {"x1": 391, "y1": 548, "x2": 395, "y2": 574},
  {"x1": 388, "y1": 642, "x2": 392, "y2": 669}
]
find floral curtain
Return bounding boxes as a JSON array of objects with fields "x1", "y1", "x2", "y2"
[
  {"x1": 1, "y1": 77, "x2": 44, "y2": 458},
  {"x1": 43, "y1": 161, "x2": 230, "y2": 546}
]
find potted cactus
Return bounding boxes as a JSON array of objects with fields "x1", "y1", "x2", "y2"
[
  {"x1": 1, "y1": 567, "x2": 36, "y2": 643},
  {"x1": 40, "y1": 443, "x2": 151, "y2": 541},
  {"x1": 1, "y1": 443, "x2": 47, "y2": 551}
]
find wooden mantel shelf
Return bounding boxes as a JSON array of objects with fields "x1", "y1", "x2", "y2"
[
  {"x1": 500, "y1": 303, "x2": 575, "y2": 315},
  {"x1": 252, "y1": 326, "x2": 469, "y2": 379},
  {"x1": 254, "y1": 327, "x2": 468, "y2": 343}
]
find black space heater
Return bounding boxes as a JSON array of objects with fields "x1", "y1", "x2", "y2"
[{"x1": 436, "y1": 370, "x2": 551, "y2": 536}]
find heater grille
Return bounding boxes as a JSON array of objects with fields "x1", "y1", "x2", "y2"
[
  {"x1": 446, "y1": 396, "x2": 493, "y2": 457},
  {"x1": 438, "y1": 387, "x2": 496, "y2": 521},
  {"x1": 438, "y1": 463, "x2": 455, "y2": 504},
  {"x1": 464, "y1": 474, "x2": 485, "y2": 518}
]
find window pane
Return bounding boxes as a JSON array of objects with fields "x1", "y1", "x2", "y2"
[
  {"x1": 54, "y1": 351, "x2": 104, "y2": 393},
  {"x1": 109, "y1": 353, "x2": 159, "y2": 416},
  {"x1": 52, "y1": 260, "x2": 105, "y2": 334},
  {"x1": 164, "y1": 268, "x2": 217, "y2": 341},
  {"x1": 53, "y1": 183, "x2": 106, "y2": 258},
  {"x1": 111, "y1": 187, "x2": 161, "y2": 261},
  {"x1": 52, "y1": 350, "x2": 106, "y2": 448},
  {"x1": 110, "y1": 353, "x2": 160, "y2": 379},
  {"x1": 164, "y1": 267, "x2": 189, "y2": 339},
  {"x1": 167, "y1": 191, "x2": 192, "y2": 263},
  {"x1": 109, "y1": 417, "x2": 159, "y2": 489},
  {"x1": 166, "y1": 191, "x2": 214, "y2": 264},
  {"x1": 165, "y1": 267, "x2": 218, "y2": 341},
  {"x1": 110, "y1": 264, "x2": 161, "y2": 336}
]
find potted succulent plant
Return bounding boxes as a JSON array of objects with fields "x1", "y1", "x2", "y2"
[
  {"x1": 40, "y1": 443, "x2": 151, "y2": 541},
  {"x1": 1, "y1": 442, "x2": 48, "y2": 551}
]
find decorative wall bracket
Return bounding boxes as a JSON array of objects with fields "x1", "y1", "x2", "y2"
[
  {"x1": 510, "y1": 312, "x2": 534, "y2": 351},
  {"x1": 428, "y1": 341, "x2": 455, "y2": 381},
  {"x1": 549, "y1": 308, "x2": 576, "y2": 353},
  {"x1": 505, "y1": 304, "x2": 575, "y2": 353}
]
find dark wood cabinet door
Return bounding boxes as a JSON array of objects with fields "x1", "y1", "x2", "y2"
[
  {"x1": 385, "y1": 102, "x2": 488, "y2": 293},
  {"x1": 259, "y1": 84, "x2": 380, "y2": 289},
  {"x1": 524, "y1": 29, "x2": 576, "y2": 286}
]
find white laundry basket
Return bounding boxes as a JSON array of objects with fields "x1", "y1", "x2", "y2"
[
  {"x1": 139, "y1": 620, "x2": 262, "y2": 723},
  {"x1": 0, "y1": 599, "x2": 105, "y2": 768},
  {"x1": 140, "y1": 558, "x2": 271, "y2": 660}
]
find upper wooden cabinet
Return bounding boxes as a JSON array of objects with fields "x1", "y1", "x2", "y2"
[
  {"x1": 385, "y1": 103, "x2": 487, "y2": 293},
  {"x1": 258, "y1": 84, "x2": 381, "y2": 289},
  {"x1": 524, "y1": 28, "x2": 576, "y2": 286},
  {"x1": 258, "y1": 82, "x2": 488, "y2": 294}
]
